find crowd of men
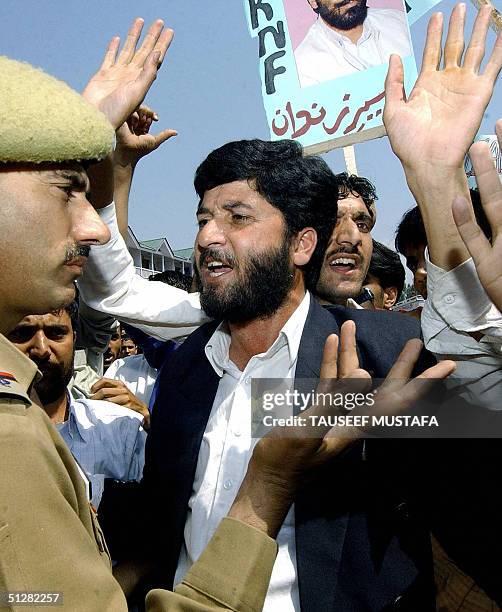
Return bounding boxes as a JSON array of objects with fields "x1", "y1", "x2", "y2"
[{"x1": 1, "y1": 3, "x2": 502, "y2": 611}]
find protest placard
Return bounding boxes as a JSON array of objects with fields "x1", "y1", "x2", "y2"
[{"x1": 244, "y1": 0, "x2": 418, "y2": 154}]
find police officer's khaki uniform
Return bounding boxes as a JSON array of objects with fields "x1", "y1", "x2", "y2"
[{"x1": 0, "y1": 333, "x2": 276, "y2": 611}]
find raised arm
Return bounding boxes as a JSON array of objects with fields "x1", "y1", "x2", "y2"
[
  {"x1": 83, "y1": 19, "x2": 173, "y2": 210},
  {"x1": 114, "y1": 105, "x2": 176, "y2": 237},
  {"x1": 384, "y1": 3, "x2": 502, "y2": 271},
  {"x1": 77, "y1": 19, "x2": 205, "y2": 337},
  {"x1": 453, "y1": 124, "x2": 502, "y2": 312}
]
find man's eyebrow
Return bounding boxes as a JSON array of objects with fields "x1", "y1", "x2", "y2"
[
  {"x1": 337, "y1": 209, "x2": 374, "y2": 223},
  {"x1": 196, "y1": 201, "x2": 253, "y2": 215},
  {"x1": 354, "y1": 210, "x2": 373, "y2": 220},
  {"x1": 196, "y1": 205, "x2": 211, "y2": 216},
  {"x1": 49, "y1": 170, "x2": 90, "y2": 194},
  {"x1": 222, "y1": 202, "x2": 253, "y2": 212}
]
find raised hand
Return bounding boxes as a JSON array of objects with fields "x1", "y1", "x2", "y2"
[
  {"x1": 83, "y1": 18, "x2": 173, "y2": 130},
  {"x1": 452, "y1": 123, "x2": 502, "y2": 312},
  {"x1": 384, "y1": 4, "x2": 502, "y2": 172},
  {"x1": 115, "y1": 104, "x2": 177, "y2": 168},
  {"x1": 250, "y1": 322, "x2": 455, "y2": 485},
  {"x1": 230, "y1": 322, "x2": 454, "y2": 537}
]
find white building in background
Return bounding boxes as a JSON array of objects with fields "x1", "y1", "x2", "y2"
[{"x1": 125, "y1": 226, "x2": 194, "y2": 279}]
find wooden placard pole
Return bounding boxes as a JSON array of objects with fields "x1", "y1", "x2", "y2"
[{"x1": 343, "y1": 145, "x2": 358, "y2": 176}]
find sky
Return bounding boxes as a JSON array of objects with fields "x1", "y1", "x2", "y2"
[{"x1": 2, "y1": 0, "x2": 501, "y2": 253}]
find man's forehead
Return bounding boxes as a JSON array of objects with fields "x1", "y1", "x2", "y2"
[
  {"x1": 17, "y1": 311, "x2": 70, "y2": 327},
  {"x1": 198, "y1": 180, "x2": 273, "y2": 212},
  {"x1": 0, "y1": 161, "x2": 89, "y2": 189},
  {"x1": 337, "y1": 194, "x2": 375, "y2": 221}
]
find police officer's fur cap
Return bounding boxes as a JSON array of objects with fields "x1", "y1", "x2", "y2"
[{"x1": 0, "y1": 56, "x2": 114, "y2": 164}]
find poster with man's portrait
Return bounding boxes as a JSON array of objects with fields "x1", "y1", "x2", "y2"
[{"x1": 244, "y1": 0, "x2": 418, "y2": 154}]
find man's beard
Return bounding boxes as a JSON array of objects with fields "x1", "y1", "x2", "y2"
[
  {"x1": 317, "y1": 0, "x2": 368, "y2": 30},
  {"x1": 34, "y1": 356, "x2": 74, "y2": 405},
  {"x1": 195, "y1": 234, "x2": 295, "y2": 324}
]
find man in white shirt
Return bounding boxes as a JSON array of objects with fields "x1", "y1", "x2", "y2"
[
  {"x1": 295, "y1": 0, "x2": 412, "y2": 87},
  {"x1": 7, "y1": 305, "x2": 146, "y2": 508},
  {"x1": 79, "y1": 6, "x2": 502, "y2": 607},
  {"x1": 82, "y1": 134, "x2": 450, "y2": 610},
  {"x1": 103, "y1": 352, "x2": 157, "y2": 406}
]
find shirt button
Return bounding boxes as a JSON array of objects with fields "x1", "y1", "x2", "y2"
[
  {"x1": 245, "y1": 377, "x2": 251, "y2": 385},
  {"x1": 223, "y1": 479, "x2": 233, "y2": 490},
  {"x1": 444, "y1": 294, "x2": 455, "y2": 304},
  {"x1": 234, "y1": 430, "x2": 241, "y2": 437}
]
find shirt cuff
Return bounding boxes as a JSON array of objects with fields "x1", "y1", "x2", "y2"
[
  {"x1": 179, "y1": 517, "x2": 277, "y2": 612},
  {"x1": 425, "y1": 249, "x2": 502, "y2": 338},
  {"x1": 96, "y1": 202, "x2": 119, "y2": 239}
]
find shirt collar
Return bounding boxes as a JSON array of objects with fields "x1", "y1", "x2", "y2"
[
  {"x1": 205, "y1": 292, "x2": 311, "y2": 377},
  {"x1": 0, "y1": 332, "x2": 40, "y2": 400}
]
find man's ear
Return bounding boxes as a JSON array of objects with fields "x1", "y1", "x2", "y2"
[
  {"x1": 383, "y1": 286, "x2": 398, "y2": 310},
  {"x1": 308, "y1": 0, "x2": 319, "y2": 11},
  {"x1": 293, "y1": 228, "x2": 317, "y2": 266}
]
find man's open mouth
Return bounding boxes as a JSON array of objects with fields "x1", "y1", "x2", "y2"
[
  {"x1": 329, "y1": 256, "x2": 359, "y2": 273},
  {"x1": 205, "y1": 258, "x2": 233, "y2": 278}
]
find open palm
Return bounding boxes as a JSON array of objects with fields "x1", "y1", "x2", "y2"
[
  {"x1": 83, "y1": 18, "x2": 173, "y2": 130},
  {"x1": 384, "y1": 6, "x2": 502, "y2": 171}
]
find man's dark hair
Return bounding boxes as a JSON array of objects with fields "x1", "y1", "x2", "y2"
[
  {"x1": 335, "y1": 172, "x2": 378, "y2": 217},
  {"x1": 194, "y1": 139, "x2": 338, "y2": 290},
  {"x1": 395, "y1": 206, "x2": 426, "y2": 255},
  {"x1": 52, "y1": 300, "x2": 78, "y2": 333},
  {"x1": 368, "y1": 241, "x2": 405, "y2": 298},
  {"x1": 395, "y1": 188, "x2": 491, "y2": 254}
]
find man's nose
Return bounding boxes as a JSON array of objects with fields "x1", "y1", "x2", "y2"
[
  {"x1": 197, "y1": 219, "x2": 226, "y2": 249},
  {"x1": 333, "y1": 219, "x2": 361, "y2": 248},
  {"x1": 28, "y1": 331, "x2": 51, "y2": 361},
  {"x1": 71, "y1": 197, "x2": 111, "y2": 246}
]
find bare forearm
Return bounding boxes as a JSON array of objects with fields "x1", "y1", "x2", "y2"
[
  {"x1": 227, "y1": 459, "x2": 295, "y2": 539},
  {"x1": 87, "y1": 153, "x2": 114, "y2": 210},
  {"x1": 404, "y1": 164, "x2": 472, "y2": 271},
  {"x1": 114, "y1": 161, "x2": 135, "y2": 238}
]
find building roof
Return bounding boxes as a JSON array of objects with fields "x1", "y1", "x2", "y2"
[
  {"x1": 139, "y1": 238, "x2": 164, "y2": 251},
  {"x1": 174, "y1": 248, "x2": 194, "y2": 261}
]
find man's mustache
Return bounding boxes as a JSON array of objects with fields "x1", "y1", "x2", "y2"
[
  {"x1": 64, "y1": 245, "x2": 91, "y2": 264},
  {"x1": 198, "y1": 248, "x2": 237, "y2": 270},
  {"x1": 326, "y1": 244, "x2": 361, "y2": 260}
]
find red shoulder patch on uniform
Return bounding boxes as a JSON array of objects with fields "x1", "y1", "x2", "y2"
[{"x1": 0, "y1": 372, "x2": 17, "y2": 386}]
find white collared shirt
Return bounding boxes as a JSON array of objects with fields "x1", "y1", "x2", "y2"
[
  {"x1": 421, "y1": 250, "x2": 502, "y2": 410},
  {"x1": 104, "y1": 354, "x2": 157, "y2": 405},
  {"x1": 295, "y1": 8, "x2": 412, "y2": 87},
  {"x1": 57, "y1": 394, "x2": 147, "y2": 508},
  {"x1": 175, "y1": 292, "x2": 311, "y2": 612},
  {"x1": 77, "y1": 203, "x2": 208, "y2": 342}
]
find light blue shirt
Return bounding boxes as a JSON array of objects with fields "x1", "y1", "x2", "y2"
[{"x1": 57, "y1": 394, "x2": 146, "y2": 508}]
